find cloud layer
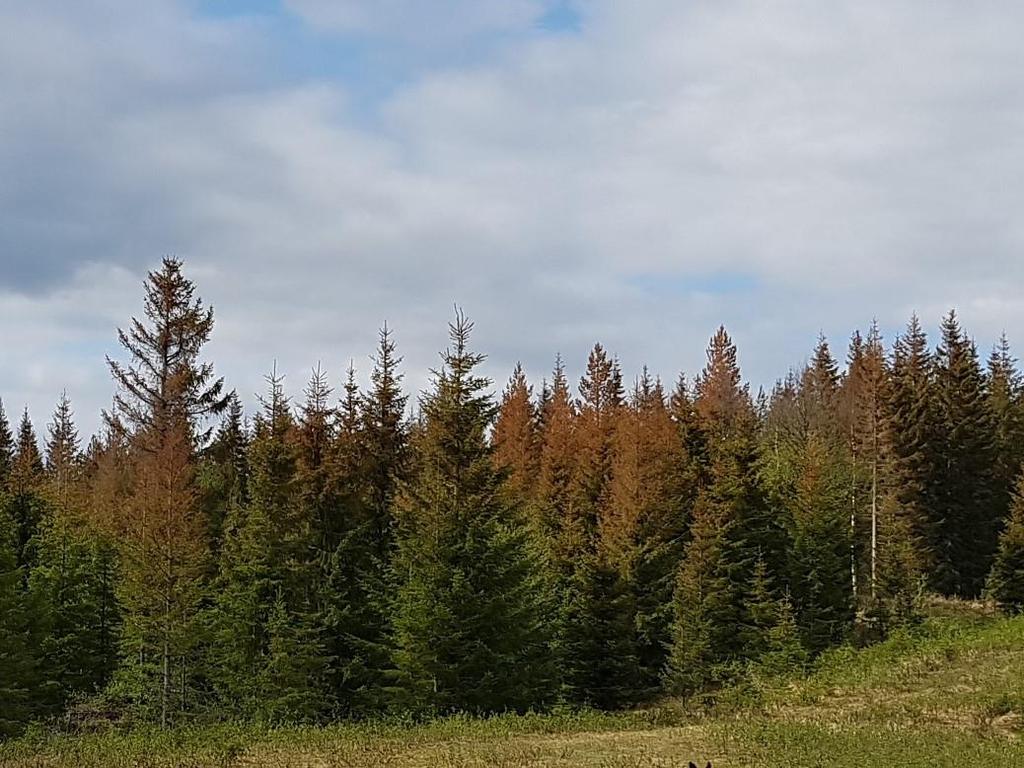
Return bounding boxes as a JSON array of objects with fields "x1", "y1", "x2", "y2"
[{"x1": 3, "y1": 1, "x2": 1024, "y2": 436}]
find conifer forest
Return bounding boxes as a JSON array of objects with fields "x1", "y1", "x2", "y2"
[{"x1": 4, "y1": 256, "x2": 1024, "y2": 741}]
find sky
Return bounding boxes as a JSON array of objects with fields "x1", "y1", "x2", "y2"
[{"x1": 2, "y1": 0, "x2": 1024, "y2": 438}]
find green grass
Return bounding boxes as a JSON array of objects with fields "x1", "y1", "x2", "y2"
[{"x1": 3, "y1": 606, "x2": 1023, "y2": 767}]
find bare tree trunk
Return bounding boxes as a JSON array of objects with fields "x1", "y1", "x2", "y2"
[
  {"x1": 871, "y1": 438, "x2": 878, "y2": 600},
  {"x1": 162, "y1": 593, "x2": 170, "y2": 729},
  {"x1": 850, "y1": 440, "x2": 858, "y2": 604}
]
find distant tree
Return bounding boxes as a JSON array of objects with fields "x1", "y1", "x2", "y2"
[
  {"x1": 7, "y1": 410, "x2": 44, "y2": 573},
  {"x1": 198, "y1": 392, "x2": 249, "y2": 556},
  {"x1": 0, "y1": 399, "x2": 13, "y2": 489},
  {"x1": 571, "y1": 343, "x2": 624, "y2": 540},
  {"x1": 534, "y1": 356, "x2": 578, "y2": 558},
  {"x1": 492, "y1": 363, "x2": 539, "y2": 511},
  {"x1": 840, "y1": 322, "x2": 889, "y2": 602}
]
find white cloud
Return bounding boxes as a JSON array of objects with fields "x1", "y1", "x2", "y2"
[{"x1": 3, "y1": 0, "x2": 1024, "y2": 437}]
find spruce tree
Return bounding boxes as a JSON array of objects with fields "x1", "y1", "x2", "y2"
[
  {"x1": 571, "y1": 343, "x2": 624, "y2": 540},
  {"x1": 391, "y1": 311, "x2": 553, "y2": 714},
  {"x1": 988, "y1": 468, "x2": 1024, "y2": 614},
  {"x1": 207, "y1": 370, "x2": 327, "y2": 719},
  {"x1": 786, "y1": 433, "x2": 854, "y2": 652},
  {"x1": 104, "y1": 258, "x2": 227, "y2": 725},
  {"x1": 327, "y1": 326, "x2": 410, "y2": 714},
  {"x1": 841, "y1": 322, "x2": 889, "y2": 602},
  {"x1": 0, "y1": 522, "x2": 41, "y2": 737},
  {"x1": 668, "y1": 327, "x2": 781, "y2": 692},
  {"x1": 603, "y1": 372, "x2": 692, "y2": 695},
  {"x1": 535, "y1": 356, "x2": 578, "y2": 558},
  {"x1": 28, "y1": 394, "x2": 119, "y2": 705},
  {"x1": 760, "y1": 340, "x2": 854, "y2": 653},
  {"x1": 8, "y1": 410, "x2": 44, "y2": 572},
  {"x1": 0, "y1": 399, "x2": 13, "y2": 490},
  {"x1": 932, "y1": 310, "x2": 996, "y2": 597},
  {"x1": 361, "y1": 323, "x2": 409, "y2": 560},
  {"x1": 492, "y1": 363, "x2": 539, "y2": 511},
  {"x1": 559, "y1": 550, "x2": 641, "y2": 708},
  {"x1": 319, "y1": 363, "x2": 385, "y2": 716},
  {"x1": 988, "y1": 334, "x2": 1024, "y2": 546},
  {"x1": 886, "y1": 315, "x2": 937, "y2": 590},
  {"x1": 198, "y1": 392, "x2": 249, "y2": 557}
]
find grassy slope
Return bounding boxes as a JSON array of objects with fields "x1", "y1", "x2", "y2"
[{"x1": 3, "y1": 607, "x2": 1022, "y2": 767}]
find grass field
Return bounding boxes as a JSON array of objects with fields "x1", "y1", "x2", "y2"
[{"x1": 3, "y1": 606, "x2": 1022, "y2": 767}]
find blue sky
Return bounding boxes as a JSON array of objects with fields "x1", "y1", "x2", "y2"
[{"x1": 2, "y1": 1, "x2": 1023, "y2": 437}]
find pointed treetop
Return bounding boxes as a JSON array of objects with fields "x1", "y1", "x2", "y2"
[
  {"x1": 106, "y1": 257, "x2": 229, "y2": 443},
  {"x1": 804, "y1": 332, "x2": 840, "y2": 403},
  {"x1": 0, "y1": 398, "x2": 13, "y2": 486},
  {"x1": 339, "y1": 361, "x2": 361, "y2": 435},
  {"x1": 257, "y1": 363, "x2": 292, "y2": 438},
  {"x1": 45, "y1": 391, "x2": 81, "y2": 474},
  {"x1": 11, "y1": 408, "x2": 43, "y2": 492},
  {"x1": 694, "y1": 325, "x2": 749, "y2": 426},
  {"x1": 579, "y1": 343, "x2": 624, "y2": 414}
]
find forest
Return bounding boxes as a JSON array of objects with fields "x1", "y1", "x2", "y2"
[{"x1": 2, "y1": 257, "x2": 1024, "y2": 739}]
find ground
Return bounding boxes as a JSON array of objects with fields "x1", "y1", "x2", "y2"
[{"x1": 2, "y1": 603, "x2": 1022, "y2": 767}]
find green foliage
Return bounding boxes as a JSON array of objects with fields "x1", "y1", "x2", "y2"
[
  {"x1": 391, "y1": 311, "x2": 554, "y2": 715},
  {"x1": 988, "y1": 469, "x2": 1024, "y2": 613},
  {"x1": 932, "y1": 310, "x2": 997, "y2": 597},
  {"x1": 256, "y1": 595, "x2": 330, "y2": 724},
  {"x1": 0, "y1": 515, "x2": 45, "y2": 738},
  {"x1": 559, "y1": 552, "x2": 641, "y2": 708},
  {"x1": 29, "y1": 515, "x2": 121, "y2": 706}
]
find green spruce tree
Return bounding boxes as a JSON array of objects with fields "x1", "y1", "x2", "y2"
[{"x1": 391, "y1": 311, "x2": 553, "y2": 714}]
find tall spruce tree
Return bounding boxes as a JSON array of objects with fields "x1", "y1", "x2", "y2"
[
  {"x1": 884, "y1": 315, "x2": 935, "y2": 604},
  {"x1": 841, "y1": 322, "x2": 889, "y2": 602},
  {"x1": 329, "y1": 326, "x2": 410, "y2": 714},
  {"x1": 207, "y1": 370, "x2": 327, "y2": 721},
  {"x1": 105, "y1": 258, "x2": 227, "y2": 725},
  {"x1": 28, "y1": 394, "x2": 119, "y2": 705},
  {"x1": 391, "y1": 311, "x2": 553, "y2": 714},
  {"x1": 760, "y1": 339, "x2": 853, "y2": 652},
  {"x1": 7, "y1": 410, "x2": 44, "y2": 573},
  {"x1": 668, "y1": 327, "x2": 782, "y2": 692},
  {"x1": 932, "y1": 310, "x2": 996, "y2": 597},
  {"x1": 602, "y1": 372, "x2": 692, "y2": 695}
]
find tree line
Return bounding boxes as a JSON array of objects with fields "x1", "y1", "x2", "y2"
[{"x1": 2, "y1": 258, "x2": 1024, "y2": 736}]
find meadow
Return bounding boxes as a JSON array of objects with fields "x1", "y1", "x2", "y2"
[{"x1": 3, "y1": 604, "x2": 1021, "y2": 768}]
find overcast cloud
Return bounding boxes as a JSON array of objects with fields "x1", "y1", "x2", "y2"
[{"x1": 2, "y1": 0, "x2": 1023, "y2": 437}]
